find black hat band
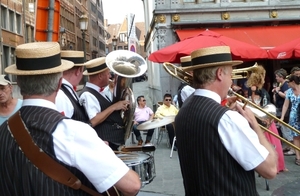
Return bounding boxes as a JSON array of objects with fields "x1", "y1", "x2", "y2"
[
  {"x1": 62, "y1": 56, "x2": 84, "y2": 64},
  {"x1": 181, "y1": 61, "x2": 191, "y2": 67},
  {"x1": 192, "y1": 53, "x2": 232, "y2": 66},
  {"x1": 16, "y1": 53, "x2": 61, "y2": 71},
  {"x1": 87, "y1": 63, "x2": 107, "y2": 73}
]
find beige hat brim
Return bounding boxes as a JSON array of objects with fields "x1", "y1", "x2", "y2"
[
  {"x1": 73, "y1": 63, "x2": 85, "y2": 67},
  {"x1": 5, "y1": 59, "x2": 74, "y2": 75},
  {"x1": 83, "y1": 67, "x2": 109, "y2": 76},
  {"x1": 182, "y1": 61, "x2": 243, "y2": 72}
]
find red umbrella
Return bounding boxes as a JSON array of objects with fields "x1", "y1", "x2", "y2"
[
  {"x1": 268, "y1": 37, "x2": 300, "y2": 59},
  {"x1": 148, "y1": 30, "x2": 268, "y2": 63}
]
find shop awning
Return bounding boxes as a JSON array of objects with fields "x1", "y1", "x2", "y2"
[{"x1": 176, "y1": 25, "x2": 300, "y2": 49}]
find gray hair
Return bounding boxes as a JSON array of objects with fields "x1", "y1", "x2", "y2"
[
  {"x1": 193, "y1": 66, "x2": 219, "y2": 88},
  {"x1": 193, "y1": 66, "x2": 231, "y2": 88},
  {"x1": 17, "y1": 72, "x2": 62, "y2": 96}
]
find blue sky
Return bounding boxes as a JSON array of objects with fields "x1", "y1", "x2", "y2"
[{"x1": 102, "y1": 0, "x2": 145, "y2": 24}]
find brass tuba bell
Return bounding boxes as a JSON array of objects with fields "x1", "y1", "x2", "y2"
[{"x1": 106, "y1": 50, "x2": 147, "y2": 141}]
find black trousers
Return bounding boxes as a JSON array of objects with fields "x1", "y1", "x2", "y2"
[{"x1": 166, "y1": 123, "x2": 175, "y2": 146}]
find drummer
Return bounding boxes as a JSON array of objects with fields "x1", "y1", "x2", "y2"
[
  {"x1": 133, "y1": 95, "x2": 155, "y2": 145},
  {"x1": 155, "y1": 93, "x2": 178, "y2": 150}
]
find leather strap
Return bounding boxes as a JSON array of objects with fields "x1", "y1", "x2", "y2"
[{"x1": 8, "y1": 112, "x2": 103, "y2": 196}]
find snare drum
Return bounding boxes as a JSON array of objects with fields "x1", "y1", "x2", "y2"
[{"x1": 118, "y1": 152, "x2": 156, "y2": 187}]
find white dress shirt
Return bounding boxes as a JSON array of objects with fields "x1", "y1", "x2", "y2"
[
  {"x1": 22, "y1": 99, "x2": 129, "y2": 193},
  {"x1": 194, "y1": 89, "x2": 269, "y2": 171},
  {"x1": 79, "y1": 82, "x2": 111, "y2": 120},
  {"x1": 55, "y1": 78, "x2": 79, "y2": 118},
  {"x1": 181, "y1": 85, "x2": 195, "y2": 102}
]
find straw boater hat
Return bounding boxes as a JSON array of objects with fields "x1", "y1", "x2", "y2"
[
  {"x1": 61, "y1": 50, "x2": 85, "y2": 66},
  {"x1": 83, "y1": 57, "x2": 109, "y2": 76},
  {"x1": 180, "y1": 56, "x2": 192, "y2": 68},
  {"x1": 5, "y1": 42, "x2": 74, "y2": 75},
  {"x1": 182, "y1": 46, "x2": 243, "y2": 72}
]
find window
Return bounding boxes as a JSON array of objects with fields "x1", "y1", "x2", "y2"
[
  {"x1": 9, "y1": 10, "x2": 15, "y2": 32},
  {"x1": 3, "y1": 46, "x2": 9, "y2": 68},
  {"x1": 119, "y1": 33, "x2": 127, "y2": 43},
  {"x1": 93, "y1": 37, "x2": 97, "y2": 47},
  {"x1": 1, "y1": 6, "x2": 7, "y2": 29},
  {"x1": 183, "y1": 0, "x2": 195, "y2": 2},
  {"x1": 16, "y1": 13, "x2": 21, "y2": 34},
  {"x1": 117, "y1": 46, "x2": 123, "y2": 50}
]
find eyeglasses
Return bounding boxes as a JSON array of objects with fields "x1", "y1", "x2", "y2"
[
  {"x1": 165, "y1": 99, "x2": 172, "y2": 101},
  {"x1": 141, "y1": 99, "x2": 146, "y2": 102}
]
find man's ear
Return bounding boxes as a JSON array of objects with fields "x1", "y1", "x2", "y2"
[
  {"x1": 56, "y1": 77, "x2": 63, "y2": 92},
  {"x1": 75, "y1": 66, "x2": 84, "y2": 76},
  {"x1": 216, "y1": 67, "x2": 223, "y2": 81}
]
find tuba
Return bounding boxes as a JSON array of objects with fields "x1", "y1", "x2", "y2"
[{"x1": 106, "y1": 50, "x2": 147, "y2": 141}]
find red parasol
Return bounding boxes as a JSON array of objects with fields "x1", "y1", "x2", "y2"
[
  {"x1": 268, "y1": 37, "x2": 300, "y2": 59},
  {"x1": 148, "y1": 30, "x2": 268, "y2": 63}
]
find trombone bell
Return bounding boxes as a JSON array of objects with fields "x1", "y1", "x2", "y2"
[{"x1": 231, "y1": 62, "x2": 260, "y2": 80}]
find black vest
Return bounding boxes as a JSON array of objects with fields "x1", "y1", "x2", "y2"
[
  {"x1": 80, "y1": 87, "x2": 125, "y2": 145},
  {"x1": 175, "y1": 96, "x2": 258, "y2": 196},
  {"x1": 0, "y1": 106, "x2": 97, "y2": 195},
  {"x1": 60, "y1": 84, "x2": 89, "y2": 123},
  {"x1": 177, "y1": 83, "x2": 187, "y2": 108}
]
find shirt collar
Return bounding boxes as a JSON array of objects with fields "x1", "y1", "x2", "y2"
[
  {"x1": 22, "y1": 99, "x2": 58, "y2": 111},
  {"x1": 62, "y1": 78, "x2": 72, "y2": 87},
  {"x1": 194, "y1": 89, "x2": 221, "y2": 104}
]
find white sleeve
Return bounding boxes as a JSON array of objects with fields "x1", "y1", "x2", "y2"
[
  {"x1": 53, "y1": 119, "x2": 129, "y2": 193},
  {"x1": 181, "y1": 86, "x2": 195, "y2": 102},
  {"x1": 218, "y1": 110, "x2": 269, "y2": 171},
  {"x1": 55, "y1": 89, "x2": 74, "y2": 118},
  {"x1": 79, "y1": 92, "x2": 101, "y2": 119}
]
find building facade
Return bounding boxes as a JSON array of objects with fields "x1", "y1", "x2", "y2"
[
  {"x1": 104, "y1": 17, "x2": 146, "y2": 58},
  {"x1": 142, "y1": 0, "x2": 300, "y2": 104},
  {"x1": 0, "y1": 0, "x2": 106, "y2": 79}
]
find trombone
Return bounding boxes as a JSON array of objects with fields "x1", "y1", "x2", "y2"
[
  {"x1": 163, "y1": 61, "x2": 300, "y2": 151},
  {"x1": 229, "y1": 89, "x2": 300, "y2": 151}
]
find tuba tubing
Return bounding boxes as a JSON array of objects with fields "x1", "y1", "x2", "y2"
[{"x1": 106, "y1": 50, "x2": 147, "y2": 141}]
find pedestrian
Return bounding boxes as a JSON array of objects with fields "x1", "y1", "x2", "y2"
[{"x1": 0, "y1": 75, "x2": 22, "y2": 125}]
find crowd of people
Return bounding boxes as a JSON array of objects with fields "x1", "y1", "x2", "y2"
[{"x1": 0, "y1": 41, "x2": 300, "y2": 195}]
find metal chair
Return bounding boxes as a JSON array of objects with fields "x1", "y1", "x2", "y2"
[
  {"x1": 156, "y1": 125, "x2": 170, "y2": 147},
  {"x1": 170, "y1": 136, "x2": 176, "y2": 158}
]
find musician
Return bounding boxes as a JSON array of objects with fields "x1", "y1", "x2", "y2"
[
  {"x1": 132, "y1": 95, "x2": 154, "y2": 145},
  {"x1": 0, "y1": 75, "x2": 22, "y2": 125},
  {"x1": 79, "y1": 57, "x2": 129, "y2": 151},
  {"x1": 155, "y1": 93, "x2": 178, "y2": 150},
  {"x1": 0, "y1": 42, "x2": 140, "y2": 195},
  {"x1": 55, "y1": 50, "x2": 89, "y2": 122},
  {"x1": 175, "y1": 46, "x2": 277, "y2": 195},
  {"x1": 177, "y1": 56, "x2": 195, "y2": 108}
]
